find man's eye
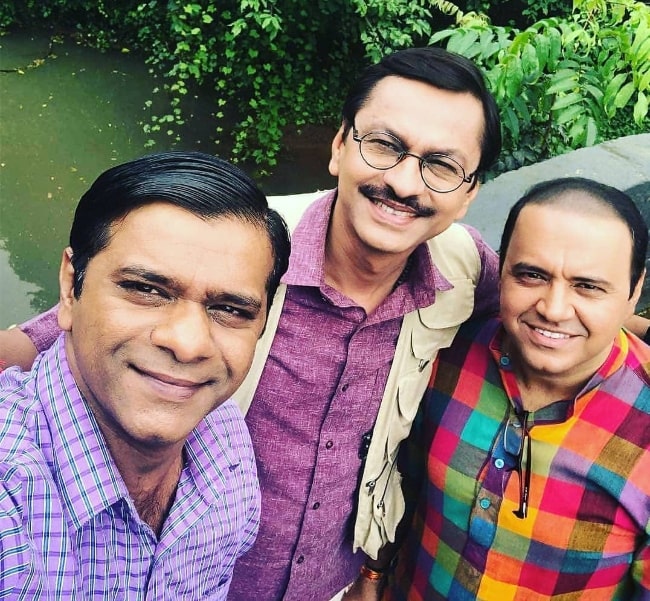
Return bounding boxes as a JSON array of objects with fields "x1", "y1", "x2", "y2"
[
  {"x1": 515, "y1": 271, "x2": 545, "y2": 282},
  {"x1": 208, "y1": 305, "x2": 254, "y2": 321},
  {"x1": 367, "y1": 137, "x2": 401, "y2": 153},
  {"x1": 119, "y1": 281, "x2": 166, "y2": 297},
  {"x1": 575, "y1": 282, "x2": 604, "y2": 293},
  {"x1": 426, "y1": 157, "x2": 460, "y2": 175}
]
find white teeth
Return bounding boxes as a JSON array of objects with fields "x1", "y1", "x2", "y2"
[
  {"x1": 534, "y1": 327, "x2": 569, "y2": 339},
  {"x1": 375, "y1": 201, "x2": 410, "y2": 216}
]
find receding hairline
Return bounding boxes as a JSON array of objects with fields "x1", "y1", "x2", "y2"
[{"x1": 521, "y1": 189, "x2": 626, "y2": 221}]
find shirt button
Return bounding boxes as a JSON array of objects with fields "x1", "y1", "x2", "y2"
[
  {"x1": 312, "y1": 502, "x2": 320, "y2": 510},
  {"x1": 296, "y1": 555, "x2": 305, "y2": 564},
  {"x1": 341, "y1": 383, "x2": 349, "y2": 392},
  {"x1": 325, "y1": 440, "x2": 334, "y2": 449},
  {"x1": 479, "y1": 498, "x2": 491, "y2": 510},
  {"x1": 494, "y1": 458, "x2": 505, "y2": 469}
]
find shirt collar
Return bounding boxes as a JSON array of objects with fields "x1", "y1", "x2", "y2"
[
  {"x1": 281, "y1": 188, "x2": 451, "y2": 310},
  {"x1": 489, "y1": 322, "x2": 629, "y2": 423},
  {"x1": 37, "y1": 336, "x2": 129, "y2": 532}
]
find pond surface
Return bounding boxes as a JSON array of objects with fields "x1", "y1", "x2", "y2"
[{"x1": 0, "y1": 31, "x2": 336, "y2": 326}]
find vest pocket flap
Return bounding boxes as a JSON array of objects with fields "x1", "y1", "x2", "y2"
[{"x1": 411, "y1": 278, "x2": 475, "y2": 357}]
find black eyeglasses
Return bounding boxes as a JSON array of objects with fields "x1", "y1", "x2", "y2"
[
  {"x1": 503, "y1": 410, "x2": 531, "y2": 519},
  {"x1": 352, "y1": 127, "x2": 477, "y2": 193}
]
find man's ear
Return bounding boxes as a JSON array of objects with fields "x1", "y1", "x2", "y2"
[
  {"x1": 628, "y1": 268, "x2": 646, "y2": 315},
  {"x1": 58, "y1": 247, "x2": 75, "y2": 332},
  {"x1": 328, "y1": 124, "x2": 346, "y2": 178}
]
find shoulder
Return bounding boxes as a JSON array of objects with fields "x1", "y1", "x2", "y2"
[
  {"x1": 621, "y1": 333, "x2": 650, "y2": 392},
  {"x1": 0, "y1": 367, "x2": 42, "y2": 456},
  {"x1": 267, "y1": 189, "x2": 333, "y2": 233}
]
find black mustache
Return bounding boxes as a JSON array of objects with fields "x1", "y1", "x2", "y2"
[{"x1": 359, "y1": 184, "x2": 435, "y2": 218}]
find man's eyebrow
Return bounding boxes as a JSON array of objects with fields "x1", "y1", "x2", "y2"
[
  {"x1": 571, "y1": 275, "x2": 614, "y2": 288},
  {"x1": 511, "y1": 262, "x2": 548, "y2": 275},
  {"x1": 206, "y1": 292, "x2": 263, "y2": 312},
  {"x1": 117, "y1": 266, "x2": 264, "y2": 310},
  {"x1": 116, "y1": 266, "x2": 175, "y2": 287},
  {"x1": 511, "y1": 262, "x2": 613, "y2": 288}
]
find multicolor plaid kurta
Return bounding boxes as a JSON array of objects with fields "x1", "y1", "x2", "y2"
[{"x1": 387, "y1": 318, "x2": 650, "y2": 600}]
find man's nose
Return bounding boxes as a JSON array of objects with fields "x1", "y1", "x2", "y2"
[
  {"x1": 151, "y1": 301, "x2": 216, "y2": 363},
  {"x1": 382, "y1": 154, "x2": 427, "y2": 198},
  {"x1": 536, "y1": 283, "x2": 575, "y2": 322}
]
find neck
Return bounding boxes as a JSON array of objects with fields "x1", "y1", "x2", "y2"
[
  {"x1": 506, "y1": 350, "x2": 586, "y2": 412},
  {"x1": 324, "y1": 221, "x2": 413, "y2": 315},
  {"x1": 103, "y1": 431, "x2": 184, "y2": 537}
]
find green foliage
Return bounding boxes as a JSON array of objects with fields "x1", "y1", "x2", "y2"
[
  {"x1": 432, "y1": 0, "x2": 650, "y2": 175},
  {"x1": 2, "y1": 0, "x2": 647, "y2": 176}
]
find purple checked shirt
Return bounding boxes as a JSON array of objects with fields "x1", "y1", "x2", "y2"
[{"x1": 0, "y1": 335, "x2": 260, "y2": 600}]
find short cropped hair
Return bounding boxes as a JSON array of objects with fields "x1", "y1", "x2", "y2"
[
  {"x1": 499, "y1": 177, "x2": 648, "y2": 298},
  {"x1": 69, "y1": 151, "x2": 290, "y2": 309},
  {"x1": 340, "y1": 46, "x2": 502, "y2": 176}
]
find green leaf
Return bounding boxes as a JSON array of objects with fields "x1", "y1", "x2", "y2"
[
  {"x1": 613, "y1": 82, "x2": 635, "y2": 109},
  {"x1": 551, "y1": 92, "x2": 583, "y2": 111},
  {"x1": 604, "y1": 73, "x2": 628, "y2": 100},
  {"x1": 555, "y1": 103, "x2": 584, "y2": 126},
  {"x1": 503, "y1": 105, "x2": 520, "y2": 141},
  {"x1": 447, "y1": 30, "x2": 479, "y2": 56},
  {"x1": 633, "y1": 92, "x2": 649, "y2": 124},
  {"x1": 504, "y1": 58, "x2": 523, "y2": 97},
  {"x1": 546, "y1": 76, "x2": 577, "y2": 95},
  {"x1": 584, "y1": 116, "x2": 598, "y2": 146},
  {"x1": 534, "y1": 34, "x2": 550, "y2": 72}
]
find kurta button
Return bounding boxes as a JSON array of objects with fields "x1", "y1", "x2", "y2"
[
  {"x1": 494, "y1": 458, "x2": 505, "y2": 469},
  {"x1": 479, "y1": 498, "x2": 491, "y2": 510},
  {"x1": 341, "y1": 383, "x2": 349, "y2": 392},
  {"x1": 325, "y1": 440, "x2": 334, "y2": 449},
  {"x1": 296, "y1": 555, "x2": 305, "y2": 564},
  {"x1": 312, "y1": 502, "x2": 320, "y2": 510}
]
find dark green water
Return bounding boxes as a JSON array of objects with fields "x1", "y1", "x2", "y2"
[{"x1": 0, "y1": 31, "x2": 336, "y2": 326}]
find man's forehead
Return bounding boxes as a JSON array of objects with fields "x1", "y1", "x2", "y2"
[{"x1": 100, "y1": 205, "x2": 272, "y2": 284}]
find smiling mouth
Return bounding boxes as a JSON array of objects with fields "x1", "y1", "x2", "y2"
[
  {"x1": 532, "y1": 327, "x2": 571, "y2": 340},
  {"x1": 374, "y1": 199, "x2": 417, "y2": 217},
  {"x1": 134, "y1": 366, "x2": 210, "y2": 389},
  {"x1": 360, "y1": 184, "x2": 435, "y2": 218}
]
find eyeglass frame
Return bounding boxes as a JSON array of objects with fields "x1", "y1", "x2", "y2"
[
  {"x1": 503, "y1": 409, "x2": 532, "y2": 519},
  {"x1": 351, "y1": 126, "x2": 478, "y2": 194}
]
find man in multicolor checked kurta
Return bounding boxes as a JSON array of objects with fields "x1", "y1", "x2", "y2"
[{"x1": 385, "y1": 178, "x2": 650, "y2": 600}]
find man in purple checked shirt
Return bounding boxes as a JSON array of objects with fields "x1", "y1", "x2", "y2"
[{"x1": 0, "y1": 152, "x2": 290, "y2": 599}]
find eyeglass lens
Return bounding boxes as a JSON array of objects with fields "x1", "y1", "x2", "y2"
[{"x1": 356, "y1": 131, "x2": 468, "y2": 193}]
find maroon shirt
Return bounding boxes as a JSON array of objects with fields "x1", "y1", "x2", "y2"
[{"x1": 229, "y1": 191, "x2": 500, "y2": 600}]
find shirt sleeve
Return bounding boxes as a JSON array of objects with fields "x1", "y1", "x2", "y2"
[
  {"x1": 461, "y1": 224, "x2": 500, "y2": 319},
  {"x1": 0, "y1": 468, "x2": 30, "y2": 595},
  {"x1": 19, "y1": 305, "x2": 61, "y2": 353}
]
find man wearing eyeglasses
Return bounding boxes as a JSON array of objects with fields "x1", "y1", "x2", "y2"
[
  {"x1": 0, "y1": 47, "x2": 503, "y2": 600},
  {"x1": 381, "y1": 178, "x2": 650, "y2": 600}
]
